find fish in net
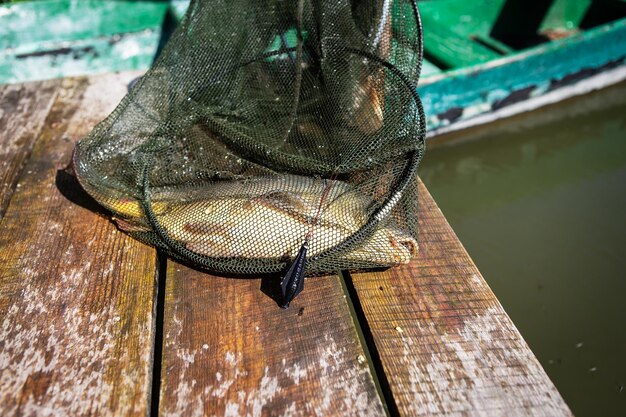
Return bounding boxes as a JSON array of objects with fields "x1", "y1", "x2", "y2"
[{"x1": 72, "y1": 0, "x2": 426, "y2": 306}]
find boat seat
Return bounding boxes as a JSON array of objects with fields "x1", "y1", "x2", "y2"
[{"x1": 421, "y1": 13, "x2": 503, "y2": 69}]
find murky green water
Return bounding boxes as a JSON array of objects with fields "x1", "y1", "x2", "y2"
[{"x1": 420, "y1": 83, "x2": 626, "y2": 417}]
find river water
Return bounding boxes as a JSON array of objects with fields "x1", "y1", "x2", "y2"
[{"x1": 420, "y1": 82, "x2": 626, "y2": 417}]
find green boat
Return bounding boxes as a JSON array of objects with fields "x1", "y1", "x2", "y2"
[{"x1": 1, "y1": 0, "x2": 625, "y2": 134}]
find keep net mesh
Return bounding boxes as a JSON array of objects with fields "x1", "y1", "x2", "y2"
[{"x1": 73, "y1": 0, "x2": 426, "y2": 277}]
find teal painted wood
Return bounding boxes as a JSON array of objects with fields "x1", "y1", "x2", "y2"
[
  {"x1": 0, "y1": 0, "x2": 187, "y2": 84},
  {"x1": 421, "y1": 59, "x2": 442, "y2": 77},
  {"x1": 418, "y1": 17, "x2": 626, "y2": 131},
  {"x1": 0, "y1": 31, "x2": 162, "y2": 84},
  {"x1": 541, "y1": 0, "x2": 593, "y2": 31},
  {"x1": 421, "y1": 12, "x2": 502, "y2": 69},
  {"x1": 1, "y1": 0, "x2": 624, "y2": 135},
  {"x1": 0, "y1": 0, "x2": 167, "y2": 50},
  {"x1": 417, "y1": 0, "x2": 506, "y2": 39}
]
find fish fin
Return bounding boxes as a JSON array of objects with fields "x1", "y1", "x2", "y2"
[
  {"x1": 113, "y1": 217, "x2": 150, "y2": 233},
  {"x1": 342, "y1": 228, "x2": 418, "y2": 265},
  {"x1": 257, "y1": 191, "x2": 307, "y2": 213}
]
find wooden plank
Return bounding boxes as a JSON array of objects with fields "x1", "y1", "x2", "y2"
[
  {"x1": 0, "y1": 72, "x2": 158, "y2": 416},
  {"x1": 0, "y1": 79, "x2": 59, "y2": 219},
  {"x1": 349, "y1": 179, "x2": 572, "y2": 416},
  {"x1": 0, "y1": 0, "x2": 169, "y2": 84},
  {"x1": 541, "y1": 0, "x2": 592, "y2": 32},
  {"x1": 159, "y1": 262, "x2": 386, "y2": 417},
  {"x1": 421, "y1": 13, "x2": 502, "y2": 69},
  {"x1": 419, "y1": 19, "x2": 626, "y2": 134}
]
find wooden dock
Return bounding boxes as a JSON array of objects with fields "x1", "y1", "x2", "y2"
[{"x1": 0, "y1": 72, "x2": 572, "y2": 416}]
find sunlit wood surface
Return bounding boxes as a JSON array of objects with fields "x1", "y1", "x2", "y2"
[{"x1": 0, "y1": 73, "x2": 571, "y2": 416}]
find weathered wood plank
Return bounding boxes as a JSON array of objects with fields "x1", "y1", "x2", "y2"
[
  {"x1": 159, "y1": 262, "x2": 386, "y2": 417},
  {"x1": 0, "y1": 72, "x2": 158, "y2": 416},
  {"x1": 0, "y1": 79, "x2": 59, "y2": 219},
  {"x1": 349, "y1": 179, "x2": 572, "y2": 416}
]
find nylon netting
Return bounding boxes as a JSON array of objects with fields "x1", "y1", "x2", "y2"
[{"x1": 73, "y1": 0, "x2": 426, "y2": 282}]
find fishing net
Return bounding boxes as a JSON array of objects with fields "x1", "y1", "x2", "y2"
[{"x1": 73, "y1": 0, "x2": 426, "y2": 305}]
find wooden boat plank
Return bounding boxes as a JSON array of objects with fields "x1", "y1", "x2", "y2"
[
  {"x1": 0, "y1": 0, "x2": 169, "y2": 84},
  {"x1": 417, "y1": 0, "x2": 506, "y2": 38},
  {"x1": 158, "y1": 262, "x2": 386, "y2": 417},
  {"x1": 0, "y1": 79, "x2": 59, "y2": 219},
  {"x1": 541, "y1": 0, "x2": 591, "y2": 32},
  {"x1": 0, "y1": 0, "x2": 168, "y2": 50},
  {"x1": 421, "y1": 58, "x2": 443, "y2": 77},
  {"x1": 420, "y1": 17, "x2": 626, "y2": 134},
  {"x1": 1, "y1": 0, "x2": 624, "y2": 138},
  {"x1": 0, "y1": 73, "x2": 158, "y2": 416},
  {"x1": 348, "y1": 179, "x2": 572, "y2": 416},
  {"x1": 421, "y1": 13, "x2": 503, "y2": 69}
]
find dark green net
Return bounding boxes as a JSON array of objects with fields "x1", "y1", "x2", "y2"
[{"x1": 73, "y1": 0, "x2": 426, "y2": 276}]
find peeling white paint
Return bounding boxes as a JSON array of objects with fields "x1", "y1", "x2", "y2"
[
  {"x1": 246, "y1": 367, "x2": 281, "y2": 417},
  {"x1": 313, "y1": 335, "x2": 379, "y2": 417},
  {"x1": 398, "y1": 307, "x2": 570, "y2": 416},
  {"x1": 471, "y1": 273, "x2": 484, "y2": 286},
  {"x1": 225, "y1": 351, "x2": 237, "y2": 365},
  {"x1": 0, "y1": 260, "x2": 152, "y2": 416},
  {"x1": 283, "y1": 362, "x2": 307, "y2": 385},
  {"x1": 163, "y1": 336, "x2": 383, "y2": 417},
  {"x1": 224, "y1": 402, "x2": 240, "y2": 417},
  {"x1": 281, "y1": 402, "x2": 298, "y2": 417}
]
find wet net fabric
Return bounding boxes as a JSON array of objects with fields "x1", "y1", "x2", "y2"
[{"x1": 73, "y1": 0, "x2": 426, "y2": 276}]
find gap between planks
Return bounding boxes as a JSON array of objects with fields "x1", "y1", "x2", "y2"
[
  {"x1": 157, "y1": 262, "x2": 386, "y2": 417},
  {"x1": 150, "y1": 251, "x2": 168, "y2": 417},
  {"x1": 0, "y1": 72, "x2": 572, "y2": 416},
  {"x1": 150, "y1": 242, "x2": 402, "y2": 417},
  {"x1": 347, "y1": 179, "x2": 573, "y2": 417},
  {"x1": 338, "y1": 270, "x2": 399, "y2": 417}
]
